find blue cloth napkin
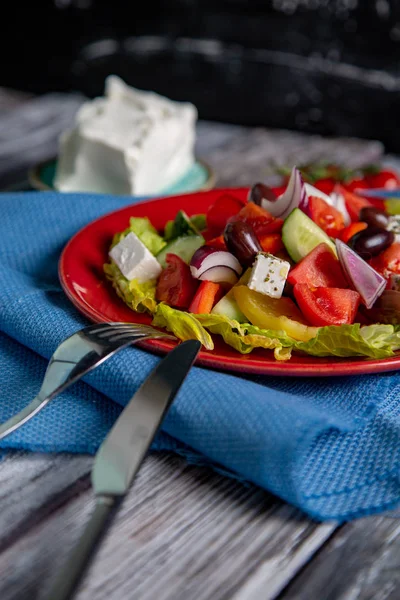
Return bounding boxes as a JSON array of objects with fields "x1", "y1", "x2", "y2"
[{"x1": 2, "y1": 191, "x2": 400, "y2": 523}]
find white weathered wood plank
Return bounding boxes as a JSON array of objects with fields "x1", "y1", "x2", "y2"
[
  {"x1": 0, "y1": 451, "x2": 92, "y2": 550},
  {"x1": 0, "y1": 453, "x2": 333, "y2": 600},
  {"x1": 231, "y1": 522, "x2": 335, "y2": 600},
  {"x1": 279, "y1": 515, "x2": 400, "y2": 600}
]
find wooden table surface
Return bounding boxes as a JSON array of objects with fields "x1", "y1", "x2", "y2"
[{"x1": 1, "y1": 89, "x2": 400, "y2": 600}]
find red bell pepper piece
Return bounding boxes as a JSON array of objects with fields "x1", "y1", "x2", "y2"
[
  {"x1": 339, "y1": 221, "x2": 368, "y2": 244},
  {"x1": 156, "y1": 254, "x2": 199, "y2": 309},
  {"x1": 204, "y1": 234, "x2": 227, "y2": 251},
  {"x1": 257, "y1": 233, "x2": 284, "y2": 255},
  {"x1": 189, "y1": 281, "x2": 224, "y2": 314}
]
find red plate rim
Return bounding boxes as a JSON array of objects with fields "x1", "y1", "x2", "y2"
[{"x1": 59, "y1": 188, "x2": 400, "y2": 377}]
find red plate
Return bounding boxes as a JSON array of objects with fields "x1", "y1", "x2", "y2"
[{"x1": 59, "y1": 188, "x2": 400, "y2": 377}]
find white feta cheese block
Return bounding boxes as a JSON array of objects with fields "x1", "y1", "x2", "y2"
[
  {"x1": 248, "y1": 253, "x2": 290, "y2": 299},
  {"x1": 387, "y1": 215, "x2": 400, "y2": 243},
  {"x1": 54, "y1": 75, "x2": 197, "y2": 195},
  {"x1": 109, "y1": 232, "x2": 162, "y2": 283},
  {"x1": 389, "y1": 273, "x2": 400, "y2": 291}
]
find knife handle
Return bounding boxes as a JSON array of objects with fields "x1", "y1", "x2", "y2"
[{"x1": 44, "y1": 495, "x2": 118, "y2": 600}]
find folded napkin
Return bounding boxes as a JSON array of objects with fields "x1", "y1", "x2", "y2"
[{"x1": 2, "y1": 191, "x2": 400, "y2": 523}]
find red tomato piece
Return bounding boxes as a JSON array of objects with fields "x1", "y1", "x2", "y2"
[
  {"x1": 257, "y1": 233, "x2": 284, "y2": 254},
  {"x1": 308, "y1": 196, "x2": 345, "y2": 238},
  {"x1": 313, "y1": 178, "x2": 336, "y2": 195},
  {"x1": 369, "y1": 243, "x2": 400, "y2": 284},
  {"x1": 365, "y1": 169, "x2": 400, "y2": 190},
  {"x1": 204, "y1": 234, "x2": 227, "y2": 251},
  {"x1": 206, "y1": 193, "x2": 245, "y2": 235},
  {"x1": 287, "y1": 243, "x2": 348, "y2": 289},
  {"x1": 293, "y1": 284, "x2": 360, "y2": 327},
  {"x1": 156, "y1": 254, "x2": 199, "y2": 309},
  {"x1": 336, "y1": 185, "x2": 374, "y2": 222},
  {"x1": 229, "y1": 202, "x2": 284, "y2": 237},
  {"x1": 189, "y1": 281, "x2": 224, "y2": 314},
  {"x1": 342, "y1": 178, "x2": 369, "y2": 194},
  {"x1": 339, "y1": 221, "x2": 368, "y2": 244}
]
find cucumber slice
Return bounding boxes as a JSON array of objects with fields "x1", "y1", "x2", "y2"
[
  {"x1": 211, "y1": 293, "x2": 247, "y2": 322},
  {"x1": 282, "y1": 208, "x2": 336, "y2": 263},
  {"x1": 156, "y1": 235, "x2": 204, "y2": 268}
]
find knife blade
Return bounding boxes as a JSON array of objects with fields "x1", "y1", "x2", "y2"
[{"x1": 45, "y1": 339, "x2": 201, "y2": 600}]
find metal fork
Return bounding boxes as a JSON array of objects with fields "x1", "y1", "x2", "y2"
[{"x1": 0, "y1": 322, "x2": 175, "y2": 441}]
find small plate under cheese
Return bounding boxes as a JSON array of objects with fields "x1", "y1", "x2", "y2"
[{"x1": 53, "y1": 76, "x2": 198, "y2": 196}]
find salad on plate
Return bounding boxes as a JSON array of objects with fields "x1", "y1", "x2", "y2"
[{"x1": 104, "y1": 164, "x2": 400, "y2": 362}]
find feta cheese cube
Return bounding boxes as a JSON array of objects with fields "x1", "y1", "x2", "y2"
[
  {"x1": 389, "y1": 273, "x2": 400, "y2": 291},
  {"x1": 54, "y1": 75, "x2": 197, "y2": 195},
  {"x1": 248, "y1": 253, "x2": 290, "y2": 299},
  {"x1": 109, "y1": 232, "x2": 162, "y2": 282},
  {"x1": 387, "y1": 216, "x2": 400, "y2": 243}
]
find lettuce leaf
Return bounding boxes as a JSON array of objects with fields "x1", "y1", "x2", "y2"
[
  {"x1": 103, "y1": 262, "x2": 158, "y2": 314},
  {"x1": 197, "y1": 314, "x2": 293, "y2": 360},
  {"x1": 295, "y1": 323, "x2": 400, "y2": 359},
  {"x1": 152, "y1": 303, "x2": 214, "y2": 350},
  {"x1": 111, "y1": 216, "x2": 166, "y2": 255},
  {"x1": 197, "y1": 315, "x2": 400, "y2": 361},
  {"x1": 163, "y1": 211, "x2": 206, "y2": 241}
]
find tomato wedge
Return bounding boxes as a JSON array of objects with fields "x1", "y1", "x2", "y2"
[
  {"x1": 293, "y1": 284, "x2": 360, "y2": 327},
  {"x1": 365, "y1": 169, "x2": 400, "y2": 190},
  {"x1": 287, "y1": 243, "x2": 348, "y2": 288},
  {"x1": 369, "y1": 242, "x2": 400, "y2": 282},
  {"x1": 308, "y1": 196, "x2": 345, "y2": 238},
  {"x1": 335, "y1": 185, "x2": 374, "y2": 222},
  {"x1": 230, "y1": 202, "x2": 284, "y2": 236},
  {"x1": 156, "y1": 254, "x2": 199, "y2": 309}
]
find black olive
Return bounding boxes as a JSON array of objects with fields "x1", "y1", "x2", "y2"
[
  {"x1": 248, "y1": 183, "x2": 277, "y2": 206},
  {"x1": 360, "y1": 290, "x2": 400, "y2": 325},
  {"x1": 348, "y1": 226, "x2": 395, "y2": 260},
  {"x1": 359, "y1": 206, "x2": 389, "y2": 229},
  {"x1": 224, "y1": 221, "x2": 262, "y2": 266}
]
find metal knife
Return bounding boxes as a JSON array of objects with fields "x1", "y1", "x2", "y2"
[{"x1": 44, "y1": 339, "x2": 201, "y2": 600}]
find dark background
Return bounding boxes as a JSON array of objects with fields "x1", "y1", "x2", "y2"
[{"x1": 4, "y1": 0, "x2": 400, "y2": 151}]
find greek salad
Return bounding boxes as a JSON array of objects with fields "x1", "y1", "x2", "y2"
[{"x1": 104, "y1": 165, "x2": 400, "y2": 361}]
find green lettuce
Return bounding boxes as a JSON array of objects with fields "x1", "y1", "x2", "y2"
[
  {"x1": 197, "y1": 314, "x2": 293, "y2": 360},
  {"x1": 164, "y1": 211, "x2": 206, "y2": 241},
  {"x1": 103, "y1": 263, "x2": 158, "y2": 314},
  {"x1": 197, "y1": 315, "x2": 400, "y2": 361},
  {"x1": 295, "y1": 323, "x2": 400, "y2": 359},
  {"x1": 152, "y1": 303, "x2": 214, "y2": 350},
  {"x1": 110, "y1": 216, "x2": 166, "y2": 255},
  {"x1": 102, "y1": 262, "x2": 400, "y2": 359}
]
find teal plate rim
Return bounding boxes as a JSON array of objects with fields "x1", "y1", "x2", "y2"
[{"x1": 28, "y1": 156, "x2": 216, "y2": 197}]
